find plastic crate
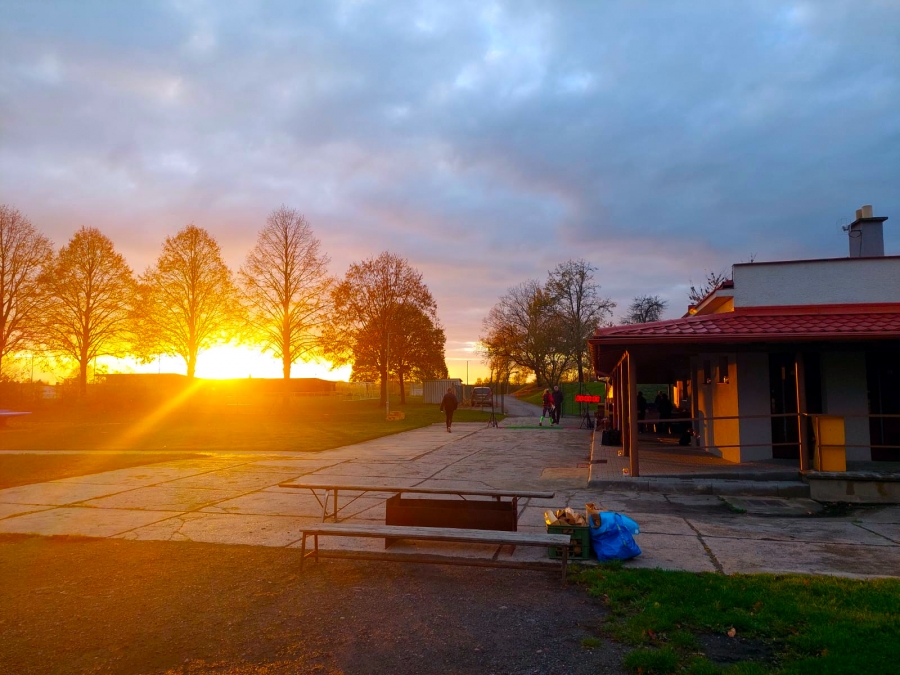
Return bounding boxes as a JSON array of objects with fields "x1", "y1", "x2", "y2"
[{"x1": 547, "y1": 524, "x2": 592, "y2": 560}]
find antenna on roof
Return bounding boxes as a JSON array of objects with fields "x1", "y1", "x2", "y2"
[{"x1": 837, "y1": 217, "x2": 848, "y2": 235}]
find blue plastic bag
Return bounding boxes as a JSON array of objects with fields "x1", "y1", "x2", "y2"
[
  {"x1": 589, "y1": 512, "x2": 642, "y2": 561},
  {"x1": 597, "y1": 511, "x2": 640, "y2": 536}
]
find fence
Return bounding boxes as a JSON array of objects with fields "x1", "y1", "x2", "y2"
[{"x1": 334, "y1": 382, "x2": 380, "y2": 400}]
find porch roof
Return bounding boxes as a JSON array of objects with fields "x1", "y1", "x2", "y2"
[{"x1": 589, "y1": 304, "x2": 900, "y2": 377}]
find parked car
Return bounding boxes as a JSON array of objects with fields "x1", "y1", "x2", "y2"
[{"x1": 471, "y1": 386, "x2": 493, "y2": 407}]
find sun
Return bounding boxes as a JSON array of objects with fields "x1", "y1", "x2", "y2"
[
  {"x1": 193, "y1": 345, "x2": 351, "y2": 380},
  {"x1": 109, "y1": 345, "x2": 351, "y2": 381}
]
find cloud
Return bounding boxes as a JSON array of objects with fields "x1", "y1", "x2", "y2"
[{"x1": 1, "y1": 0, "x2": 899, "y2": 377}]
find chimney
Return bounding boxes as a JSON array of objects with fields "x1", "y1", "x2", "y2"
[{"x1": 848, "y1": 204, "x2": 887, "y2": 258}]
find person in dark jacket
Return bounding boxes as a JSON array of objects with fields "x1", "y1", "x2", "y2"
[
  {"x1": 637, "y1": 391, "x2": 647, "y2": 431},
  {"x1": 551, "y1": 385, "x2": 564, "y2": 425},
  {"x1": 657, "y1": 393, "x2": 673, "y2": 435},
  {"x1": 440, "y1": 386, "x2": 458, "y2": 432}
]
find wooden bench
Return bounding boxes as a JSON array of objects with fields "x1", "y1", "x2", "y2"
[
  {"x1": 277, "y1": 483, "x2": 554, "y2": 524},
  {"x1": 298, "y1": 522, "x2": 574, "y2": 584}
]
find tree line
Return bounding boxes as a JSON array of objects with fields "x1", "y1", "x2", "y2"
[
  {"x1": 480, "y1": 260, "x2": 616, "y2": 388},
  {"x1": 0, "y1": 204, "x2": 446, "y2": 402},
  {"x1": 480, "y1": 261, "x2": 706, "y2": 387}
]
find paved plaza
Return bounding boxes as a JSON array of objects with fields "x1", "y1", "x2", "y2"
[{"x1": 1, "y1": 403, "x2": 899, "y2": 579}]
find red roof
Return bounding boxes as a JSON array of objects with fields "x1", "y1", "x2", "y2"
[{"x1": 591, "y1": 305, "x2": 900, "y2": 344}]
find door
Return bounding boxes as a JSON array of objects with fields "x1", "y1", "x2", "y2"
[
  {"x1": 867, "y1": 351, "x2": 900, "y2": 461},
  {"x1": 769, "y1": 353, "x2": 799, "y2": 459}
]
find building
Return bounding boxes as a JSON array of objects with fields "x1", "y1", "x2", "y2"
[{"x1": 588, "y1": 205, "x2": 900, "y2": 472}]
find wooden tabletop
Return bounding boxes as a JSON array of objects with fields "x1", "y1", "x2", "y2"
[{"x1": 277, "y1": 483, "x2": 555, "y2": 499}]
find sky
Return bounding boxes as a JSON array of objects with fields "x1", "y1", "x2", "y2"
[{"x1": 2, "y1": 1, "x2": 899, "y2": 382}]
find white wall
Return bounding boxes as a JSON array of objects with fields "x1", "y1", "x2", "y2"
[
  {"x1": 821, "y1": 352, "x2": 871, "y2": 461},
  {"x1": 732, "y1": 257, "x2": 900, "y2": 307},
  {"x1": 736, "y1": 352, "x2": 772, "y2": 461}
]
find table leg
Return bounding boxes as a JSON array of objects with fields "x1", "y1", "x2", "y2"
[
  {"x1": 321, "y1": 491, "x2": 329, "y2": 522},
  {"x1": 314, "y1": 535, "x2": 319, "y2": 563},
  {"x1": 561, "y1": 546, "x2": 568, "y2": 586},
  {"x1": 333, "y1": 489, "x2": 339, "y2": 522},
  {"x1": 300, "y1": 533, "x2": 307, "y2": 571}
]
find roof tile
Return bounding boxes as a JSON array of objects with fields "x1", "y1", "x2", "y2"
[{"x1": 591, "y1": 310, "x2": 900, "y2": 341}]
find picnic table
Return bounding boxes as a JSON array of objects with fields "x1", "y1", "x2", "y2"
[{"x1": 277, "y1": 482, "x2": 555, "y2": 526}]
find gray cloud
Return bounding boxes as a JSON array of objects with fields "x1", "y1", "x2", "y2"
[{"x1": 2, "y1": 0, "x2": 898, "y2": 376}]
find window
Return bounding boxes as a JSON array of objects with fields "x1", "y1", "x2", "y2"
[{"x1": 703, "y1": 360, "x2": 712, "y2": 385}]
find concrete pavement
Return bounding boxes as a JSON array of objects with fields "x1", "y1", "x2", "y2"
[{"x1": 1, "y1": 408, "x2": 899, "y2": 578}]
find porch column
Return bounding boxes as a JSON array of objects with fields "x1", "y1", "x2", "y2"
[
  {"x1": 616, "y1": 363, "x2": 624, "y2": 434},
  {"x1": 628, "y1": 351, "x2": 640, "y2": 477},
  {"x1": 795, "y1": 352, "x2": 809, "y2": 471},
  {"x1": 622, "y1": 357, "x2": 631, "y2": 458}
]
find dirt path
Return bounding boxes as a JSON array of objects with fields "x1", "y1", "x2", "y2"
[{"x1": 0, "y1": 535, "x2": 625, "y2": 675}]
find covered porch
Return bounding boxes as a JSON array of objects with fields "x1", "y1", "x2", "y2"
[{"x1": 588, "y1": 309, "x2": 900, "y2": 478}]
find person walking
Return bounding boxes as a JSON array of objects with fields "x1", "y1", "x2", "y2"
[
  {"x1": 539, "y1": 388, "x2": 553, "y2": 426},
  {"x1": 439, "y1": 386, "x2": 459, "y2": 433},
  {"x1": 551, "y1": 385, "x2": 564, "y2": 425}
]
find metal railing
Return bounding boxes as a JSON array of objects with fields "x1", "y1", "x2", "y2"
[{"x1": 600, "y1": 408, "x2": 900, "y2": 474}]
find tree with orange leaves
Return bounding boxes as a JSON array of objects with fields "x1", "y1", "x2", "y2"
[
  {"x1": 324, "y1": 252, "x2": 442, "y2": 407},
  {"x1": 41, "y1": 227, "x2": 137, "y2": 395}
]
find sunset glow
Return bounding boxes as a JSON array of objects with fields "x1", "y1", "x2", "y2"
[{"x1": 129, "y1": 345, "x2": 352, "y2": 381}]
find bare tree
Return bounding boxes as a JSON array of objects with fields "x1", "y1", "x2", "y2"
[
  {"x1": 481, "y1": 280, "x2": 571, "y2": 387},
  {"x1": 0, "y1": 205, "x2": 53, "y2": 377},
  {"x1": 138, "y1": 225, "x2": 241, "y2": 379},
  {"x1": 688, "y1": 269, "x2": 729, "y2": 305},
  {"x1": 621, "y1": 295, "x2": 668, "y2": 324},
  {"x1": 239, "y1": 206, "x2": 333, "y2": 380},
  {"x1": 546, "y1": 259, "x2": 616, "y2": 384},
  {"x1": 41, "y1": 227, "x2": 136, "y2": 395},
  {"x1": 323, "y1": 252, "x2": 439, "y2": 407}
]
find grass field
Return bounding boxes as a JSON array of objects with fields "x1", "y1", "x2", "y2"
[
  {"x1": 0, "y1": 397, "x2": 501, "y2": 488},
  {"x1": 0, "y1": 396, "x2": 501, "y2": 454},
  {"x1": 578, "y1": 564, "x2": 900, "y2": 674}
]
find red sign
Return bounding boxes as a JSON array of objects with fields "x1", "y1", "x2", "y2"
[{"x1": 575, "y1": 394, "x2": 602, "y2": 403}]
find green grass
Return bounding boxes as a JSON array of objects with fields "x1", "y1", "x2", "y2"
[
  {"x1": 578, "y1": 565, "x2": 900, "y2": 674},
  {"x1": 0, "y1": 397, "x2": 503, "y2": 454}
]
